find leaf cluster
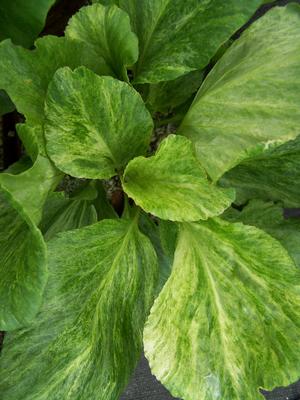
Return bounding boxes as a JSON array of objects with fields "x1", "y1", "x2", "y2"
[{"x1": 0, "y1": 1, "x2": 300, "y2": 400}]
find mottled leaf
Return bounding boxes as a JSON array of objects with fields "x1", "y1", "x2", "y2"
[
  {"x1": 180, "y1": 4, "x2": 300, "y2": 181},
  {"x1": 0, "y1": 36, "x2": 108, "y2": 156},
  {"x1": 221, "y1": 135, "x2": 300, "y2": 207},
  {"x1": 0, "y1": 218, "x2": 158, "y2": 400},
  {"x1": 0, "y1": 187, "x2": 47, "y2": 331},
  {"x1": 0, "y1": 0, "x2": 55, "y2": 47},
  {"x1": 65, "y1": 4, "x2": 138, "y2": 81},
  {"x1": 119, "y1": 0, "x2": 262, "y2": 83},
  {"x1": 40, "y1": 192, "x2": 98, "y2": 241},
  {"x1": 145, "y1": 218, "x2": 300, "y2": 400},
  {"x1": 45, "y1": 67, "x2": 153, "y2": 179},
  {"x1": 224, "y1": 200, "x2": 300, "y2": 269},
  {"x1": 0, "y1": 156, "x2": 61, "y2": 224},
  {"x1": 123, "y1": 135, "x2": 234, "y2": 221}
]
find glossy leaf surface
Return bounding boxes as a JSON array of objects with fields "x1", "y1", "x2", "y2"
[
  {"x1": 119, "y1": 0, "x2": 262, "y2": 83},
  {"x1": 45, "y1": 67, "x2": 153, "y2": 179},
  {"x1": 180, "y1": 4, "x2": 300, "y2": 181},
  {"x1": 0, "y1": 187, "x2": 47, "y2": 330},
  {"x1": 0, "y1": 0, "x2": 55, "y2": 47},
  {"x1": 145, "y1": 218, "x2": 300, "y2": 400},
  {"x1": 66, "y1": 4, "x2": 138, "y2": 81},
  {"x1": 123, "y1": 135, "x2": 234, "y2": 221},
  {"x1": 0, "y1": 218, "x2": 158, "y2": 399}
]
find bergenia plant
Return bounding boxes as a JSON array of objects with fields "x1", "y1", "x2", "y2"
[{"x1": 0, "y1": 1, "x2": 300, "y2": 399}]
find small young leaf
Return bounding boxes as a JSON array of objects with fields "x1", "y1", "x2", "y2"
[
  {"x1": 144, "y1": 218, "x2": 300, "y2": 400},
  {"x1": 92, "y1": 181, "x2": 117, "y2": 220},
  {"x1": 45, "y1": 67, "x2": 153, "y2": 179},
  {"x1": 180, "y1": 4, "x2": 300, "y2": 181},
  {"x1": 65, "y1": 4, "x2": 138, "y2": 81},
  {"x1": 40, "y1": 192, "x2": 98, "y2": 241},
  {"x1": 221, "y1": 135, "x2": 300, "y2": 208},
  {"x1": 123, "y1": 135, "x2": 235, "y2": 221},
  {"x1": 0, "y1": 0, "x2": 55, "y2": 47},
  {"x1": 0, "y1": 218, "x2": 158, "y2": 400},
  {"x1": 0, "y1": 187, "x2": 47, "y2": 331},
  {"x1": 224, "y1": 200, "x2": 300, "y2": 268},
  {"x1": 119, "y1": 0, "x2": 262, "y2": 83}
]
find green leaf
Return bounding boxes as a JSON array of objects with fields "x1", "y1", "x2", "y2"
[
  {"x1": 119, "y1": 0, "x2": 262, "y2": 83},
  {"x1": 179, "y1": 4, "x2": 300, "y2": 182},
  {"x1": 45, "y1": 67, "x2": 153, "y2": 179},
  {"x1": 159, "y1": 220, "x2": 178, "y2": 261},
  {"x1": 0, "y1": 187, "x2": 47, "y2": 331},
  {"x1": 0, "y1": 156, "x2": 61, "y2": 224},
  {"x1": 220, "y1": 135, "x2": 300, "y2": 208},
  {"x1": 0, "y1": 218, "x2": 158, "y2": 399},
  {"x1": 65, "y1": 4, "x2": 138, "y2": 81},
  {"x1": 93, "y1": 0, "x2": 120, "y2": 5},
  {"x1": 0, "y1": 0, "x2": 55, "y2": 47},
  {"x1": 92, "y1": 181, "x2": 118, "y2": 220},
  {"x1": 144, "y1": 218, "x2": 300, "y2": 400},
  {"x1": 16, "y1": 123, "x2": 41, "y2": 161},
  {"x1": 0, "y1": 90, "x2": 14, "y2": 116},
  {"x1": 224, "y1": 200, "x2": 300, "y2": 269},
  {"x1": 123, "y1": 135, "x2": 235, "y2": 221},
  {"x1": 40, "y1": 192, "x2": 98, "y2": 241},
  {"x1": 139, "y1": 213, "x2": 174, "y2": 293},
  {"x1": 4, "y1": 156, "x2": 32, "y2": 175},
  {"x1": 144, "y1": 70, "x2": 204, "y2": 114},
  {"x1": 0, "y1": 36, "x2": 109, "y2": 157}
]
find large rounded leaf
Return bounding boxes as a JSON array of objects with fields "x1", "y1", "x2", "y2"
[
  {"x1": 45, "y1": 67, "x2": 153, "y2": 179},
  {"x1": 123, "y1": 135, "x2": 234, "y2": 221},
  {"x1": 0, "y1": 187, "x2": 47, "y2": 331},
  {"x1": 65, "y1": 4, "x2": 138, "y2": 81},
  {"x1": 0, "y1": 218, "x2": 158, "y2": 399},
  {"x1": 119, "y1": 0, "x2": 262, "y2": 83},
  {"x1": 144, "y1": 218, "x2": 300, "y2": 400},
  {"x1": 180, "y1": 4, "x2": 300, "y2": 181},
  {"x1": 0, "y1": 35, "x2": 113, "y2": 157}
]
